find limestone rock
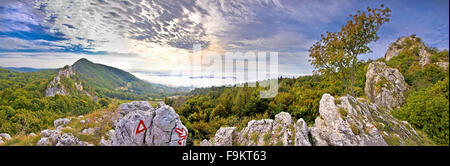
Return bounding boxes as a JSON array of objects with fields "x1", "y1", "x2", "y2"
[
  {"x1": 36, "y1": 137, "x2": 52, "y2": 146},
  {"x1": 310, "y1": 93, "x2": 423, "y2": 146},
  {"x1": 213, "y1": 127, "x2": 236, "y2": 146},
  {"x1": 45, "y1": 66, "x2": 74, "y2": 97},
  {"x1": 208, "y1": 112, "x2": 300, "y2": 146},
  {"x1": 29, "y1": 133, "x2": 37, "y2": 137},
  {"x1": 0, "y1": 133, "x2": 11, "y2": 141},
  {"x1": 200, "y1": 139, "x2": 212, "y2": 146},
  {"x1": 435, "y1": 62, "x2": 449, "y2": 70},
  {"x1": 111, "y1": 102, "x2": 188, "y2": 146},
  {"x1": 294, "y1": 119, "x2": 311, "y2": 146},
  {"x1": 385, "y1": 36, "x2": 431, "y2": 66},
  {"x1": 54, "y1": 118, "x2": 71, "y2": 128},
  {"x1": 147, "y1": 105, "x2": 188, "y2": 146},
  {"x1": 365, "y1": 62, "x2": 408, "y2": 110},
  {"x1": 117, "y1": 101, "x2": 154, "y2": 117},
  {"x1": 112, "y1": 110, "x2": 155, "y2": 146}
]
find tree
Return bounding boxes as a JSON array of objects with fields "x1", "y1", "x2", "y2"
[{"x1": 309, "y1": 5, "x2": 391, "y2": 96}]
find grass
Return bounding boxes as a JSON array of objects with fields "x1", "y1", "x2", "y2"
[
  {"x1": 251, "y1": 132, "x2": 259, "y2": 144},
  {"x1": 350, "y1": 124, "x2": 360, "y2": 135},
  {"x1": 263, "y1": 133, "x2": 273, "y2": 146},
  {"x1": 0, "y1": 135, "x2": 42, "y2": 146},
  {"x1": 338, "y1": 108, "x2": 348, "y2": 119}
]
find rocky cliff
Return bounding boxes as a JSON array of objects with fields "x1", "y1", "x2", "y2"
[
  {"x1": 365, "y1": 62, "x2": 408, "y2": 110},
  {"x1": 45, "y1": 65, "x2": 74, "y2": 97}
]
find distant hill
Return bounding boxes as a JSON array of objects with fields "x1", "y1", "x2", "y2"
[
  {"x1": 4, "y1": 67, "x2": 50, "y2": 72},
  {"x1": 71, "y1": 58, "x2": 189, "y2": 97}
]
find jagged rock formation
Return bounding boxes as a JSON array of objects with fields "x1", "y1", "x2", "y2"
[
  {"x1": 310, "y1": 94, "x2": 387, "y2": 146},
  {"x1": 385, "y1": 35, "x2": 431, "y2": 67},
  {"x1": 45, "y1": 65, "x2": 96, "y2": 100},
  {"x1": 213, "y1": 127, "x2": 236, "y2": 146},
  {"x1": 105, "y1": 102, "x2": 188, "y2": 146},
  {"x1": 205, "y1": 93, "x2": 425, "y2": 146},
  {"x1": 203, "y1": 112, "x2": 309, "y2": 146},
  {"x1": 45, "y1": 66, "x2": 74, "y2": 97},
  {"x1": 365, "y1": 62, "x2": 408, "y2": 110}
]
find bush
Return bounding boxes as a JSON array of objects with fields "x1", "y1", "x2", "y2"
[{"x1": 393, "y1": 78, "x2": 449, "y2": 145}]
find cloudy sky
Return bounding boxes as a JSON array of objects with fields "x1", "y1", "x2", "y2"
[{"x1": 0, "y1": 0, "x2": 448, "y2": 87}]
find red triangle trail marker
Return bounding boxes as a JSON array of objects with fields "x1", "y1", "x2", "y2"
[{"x1": 136, "y1": 120, "x2": 147, "y2": 134}]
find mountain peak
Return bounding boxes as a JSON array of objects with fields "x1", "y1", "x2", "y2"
[{"x1": 74, "y1": 58, "x2": 93, "y2": 65}]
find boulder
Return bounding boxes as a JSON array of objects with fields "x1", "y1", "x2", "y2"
[
  {"x1": 147, "y1": 105, "x2": 188, "y2": 146},
  {"x1": 36, "y1": 137, "x2": 52, "y2": 146},
  {"x1": 213, "y1": 127, "x2": 236, "y2": 146},
  {"x1": 117, "y1": 101, "x2": 153, "y2": 117},
  {"x1": 200, "y1": 139, "x2": 212, "y2": 146},
  {"x1": 29, "y1": 133, "x2": 37, "y2": 137},
  {"x1": 111, "y1": 102, "x2": 188, "y2": 146},
  {"x1": 112, "y1": 110, "x2": 155, "y2": 146},
  {"x1": 0, "y1": 133, "x2": 11, "y2": 141},
  {"x1": 54, "y1": 118, "x2": 71, "y2": 128},
  {"x1": 365, "y1": 62, "x2": 408, "y2": 110}
]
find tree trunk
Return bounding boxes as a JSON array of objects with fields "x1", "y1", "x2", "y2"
[{"x1": 350, "y1": 57, "x2": 357, "y2": 97}]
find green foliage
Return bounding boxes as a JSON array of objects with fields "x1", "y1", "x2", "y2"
[
  {"x1": 0, "y1": 68, "x2": 99, "y2": 135},
  {"x1": 71, "y1": 58, "x2": 188, "y2": 100},
  {"x1": 393, "y1": 78, "x2": 449, "y2": 145},
  {"x1": 309, "y1": 5, "x2": 391, "y2": 96}
]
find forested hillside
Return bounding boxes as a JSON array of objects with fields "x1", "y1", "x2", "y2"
[{"x1": 72, "y1": 58, "x2": 189, "y2": 100}]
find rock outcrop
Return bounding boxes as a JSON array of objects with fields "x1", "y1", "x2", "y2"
[
  {"x1": 385, "y1": 35, "x2": 431, "y2": 66},
  {"x1": 45, "y1": 65, "x2": 74, "y2": 97},
  {"x1": 309, "y1": 94, "x2": 387, "y2": 146},
  {"x1": 0, "y1": 133, "x2": 11, "y2": 144},
  {"x1": 365, "y1": 62, "x2": 408, "y2": 110},
  {"x1": 54, "y1": 118, "x2": 71, "y2": 129},
  {"x1": 107, "y1": 101, "x2": 188, "y2": 146},
  {"x1": 204, "y1": 112, "x2": 309, "y2": 146},
  {"x1": 0, "y1": 133, "x2": 11, "y2": 141},
  {"x1": 204, "y1": 93, "x2": 425, "y2": 146},
  {"x1": 37, "y1": 128, "x2": 92, "y2": 146}
]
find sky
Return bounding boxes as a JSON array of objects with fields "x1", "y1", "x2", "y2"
[{"x1": 0, "y1": 0, "x2": 448, "y2": 87}]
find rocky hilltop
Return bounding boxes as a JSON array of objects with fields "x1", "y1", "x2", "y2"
[
  {"x1": 45, "y1": 65, "x2": 74, "y2": 97},
  {"x1": 385, "y1": 35, "x2": 448, "y2": 69}
]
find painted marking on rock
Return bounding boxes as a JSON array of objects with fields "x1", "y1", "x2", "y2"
[
  {"x1": 370, "y1": 125, "x2": 375, "y2": 129},
  {"x1": 136, "y1": 120, "x2": 147, "y2": 134},
  {"x1": 175, "y1": 128, "x2": 187, "y2": 146}
]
